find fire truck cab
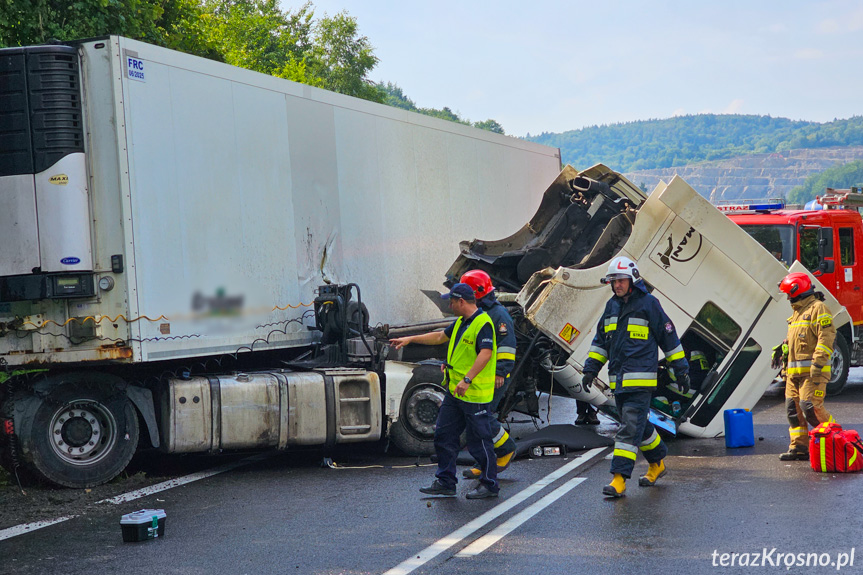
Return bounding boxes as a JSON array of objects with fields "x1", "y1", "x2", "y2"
[{"x1": 722, "y1": 189, "x2": 863, "y2": 394}]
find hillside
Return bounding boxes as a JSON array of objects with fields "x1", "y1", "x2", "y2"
[
  {"x1": 625, "y1": 146, "x2": 863, "y2": 201},
  {"x1": 527, "y1": 114, "x2": 863, "y2": 175}
]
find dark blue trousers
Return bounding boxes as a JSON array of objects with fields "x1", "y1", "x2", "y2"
[
  {"x1": 487, "y1": 379, "x2": 511, "y2": 440},
  {"x1": 610, "y1": 390, "x2": 667, "y2": 478},
  {"x1": 434, "y1": 393, "x2": 499, "y2": 492}
]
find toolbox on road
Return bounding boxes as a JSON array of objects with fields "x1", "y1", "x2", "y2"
[{"x1": 120, "y1": 509, "x2": 166, "y2": 542}]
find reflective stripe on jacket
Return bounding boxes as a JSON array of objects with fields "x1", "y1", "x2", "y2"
[
  {"x1": 583, "y1": 280, "x2": 689, "y2": 393},
  {"x1": 447, "y1": 312, "x2": 497, "y2": 403},
  {"x1": 786, "y1": 294, "x2": 835, "y2": 377},
  {"x1": 479, "y1": 295, "x2": 516, "y2": 378}
]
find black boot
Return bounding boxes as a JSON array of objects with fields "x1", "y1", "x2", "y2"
[{"x1": 779, "y1": 449, "x2": 808, "y2": 461}]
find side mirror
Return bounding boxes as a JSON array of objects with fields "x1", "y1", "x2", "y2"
[
  {"x1": 816, "y1": 227, "x2": 834, "y2": 275},
  {"x1": 817, "y1": 227, "x2": 834, "y2": 259}
]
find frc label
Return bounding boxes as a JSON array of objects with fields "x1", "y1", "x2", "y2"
[
  {"x1": 558, "y1": 323, "x2": 579, "y2": 344},
  {"x1": 127, "y1": 57, "x2": 145, "y2": 82}
]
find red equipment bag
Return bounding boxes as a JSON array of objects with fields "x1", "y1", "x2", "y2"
[{"x1": 809, "y1": 422, "x2": 863, "y2": 473}]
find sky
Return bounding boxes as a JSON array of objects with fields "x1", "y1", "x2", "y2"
[{"x1": 296, "y1": 0, "x2": 863, "y2": 137}]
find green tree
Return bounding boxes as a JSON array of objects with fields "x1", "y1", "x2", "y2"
[
  {"x1": 473, "y1": 119, "x2": 504, "y2": 135},
  {"x1": 0, "y1": 0, "x2": 175, "y2": 47},
  {"x1": 786, "y1": 160, "x2": 863, "y2": 205},
  {"x1": 376, "y1": 82, "x2": 417, "y2": 111},
  {"x1": 201, "y1": 0, "x2": 320, "y2": 84},
  {"x1": 307, "y1": 10, "x2": 380, "y2": 101}
]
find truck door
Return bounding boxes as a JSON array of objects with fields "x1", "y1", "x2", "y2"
[
  {"x1": 837, "y1": 225, "x2": 863, "y2": 325},
  {"x1": 798, "y1": 224, "x2": 837, "y2": 289}
]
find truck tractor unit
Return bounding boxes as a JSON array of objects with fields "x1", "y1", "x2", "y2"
[
  {"x1": 722, "y1": 188, "x2": 863, "y2": 394},
  {"x1": 0, "y1": 37, "x2": 562, "y2": 488},
  {"x1": 444, "y1": 170, "x2": 849, "y2": 439}
]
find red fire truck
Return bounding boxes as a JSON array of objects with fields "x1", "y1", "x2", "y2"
[{"x1": 721, "y1": 188, "x2": 863, "y2": 394}]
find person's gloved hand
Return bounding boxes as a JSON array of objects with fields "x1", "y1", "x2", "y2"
[
  {"x1": 678, "y1": 373, "x2": 691, "y2": 395},
  {"x1": 771, "y1": 345, "x2": 783, "y2": 370},
  {"x1": 810, "y1": 364, "x2": 826, "y2": 383},
  {"x1": 581, "y1": 372, "x2": 596, "y2": 391}
]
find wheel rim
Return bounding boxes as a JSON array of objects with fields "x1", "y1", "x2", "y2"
[
  {"x1": 49, "y1": 399, "x2": 118, "y2": 466},
  {"x1": 404, "y1": 385, "x2": 444, "y2": 438},
  {"x1": 829, "y1": 347, "x2": 844, "y2": 385}
]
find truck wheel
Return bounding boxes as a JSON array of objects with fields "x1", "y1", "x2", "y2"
[
  {"x1": 18, "y1": 379, "x2": 139, "y2": 488},
  {"x1": 388, "y1": 365, "x2": 446, "y2": 456},
  {"x1": 827, "y1": 332, "x2": 850, "y2": 396}
]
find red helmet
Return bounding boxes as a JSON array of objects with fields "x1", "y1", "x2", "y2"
[
  {"x1": 460, "y1": 269, "x2": 494, "y2": 299},
  {"x1": 778, "y1": 272, "x2": 812, "y2": 298}
]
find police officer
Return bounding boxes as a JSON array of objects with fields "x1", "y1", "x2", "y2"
[
  {"x1": 458, "y1": 270, "x2": 518, "y2": 479},
  {"x1": 390, "y1": 283, "x2": 500, "y2": 499},
  {"x1": 777, "y1": 272, "x2": 836, "y2": 460},
  {"x1": 582, "y1": 256, "x2": 690, "y2": 498}
]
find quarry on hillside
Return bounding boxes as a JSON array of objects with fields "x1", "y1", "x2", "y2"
[{"x1": 626, "y1": 146, "x2": 863, "y2": 201}]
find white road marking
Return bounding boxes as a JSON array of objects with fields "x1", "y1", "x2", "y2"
[
  {"x1": 0, "y1": 453, "x2": 270, "y2": 542},
  {"x1": 383, "y1": 447, "x2": 606, "y2": 575},
  {"x1": 455, "y1": 477, "x2": 587, "y2": 557},
  {"x1": 0, "y1": 516, "x2": 77, "y2": 542},
  {"x1": 98, "y1": 454, "x2": 269, "y2": 505}
]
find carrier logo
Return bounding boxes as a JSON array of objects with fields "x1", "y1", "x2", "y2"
[
  {"x1": 192, "y1": 288, "x2": 244, "y2": 316},
  {"x1": 49, "y1": 174, "x2": 69, "y2": 185},
  {"x1": 61, "y1": 257, "x2": 81, "y2": 265},
  {"x1": 127, "y1": 57, "x2": 146, "y2": 82},
  {"x1": 656, "y1": 226, "x2": 702, "y2": 269}
]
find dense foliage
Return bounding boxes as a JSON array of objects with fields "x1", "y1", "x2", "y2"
[
  {"x1": 0, "y1": 1, "x2": 505, "y2": 131},
  {"x1": 528, "y1": 115, "x2": 863, "y2": 173},
  {"x1": 376, "y1": 82, "x2": 505, "y2": 134},
  {"x1": 0, "y1": 1, "x2": 380, "y2": 100},
  {"x1": 786, "y1": 160, "x2": 863, "y2": 205}
]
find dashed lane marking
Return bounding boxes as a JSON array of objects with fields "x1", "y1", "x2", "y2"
[
  {"x1": 0, "y1": 516, "x2": 78, "y2": 542},
  {"x1": 97, "y1": 453, "x2": 270, "y2": 505},
  {"x1": 456, "y1": 476, "x2": 587, "y2": 557},
  {"x1": 383, "y1": 447, "x2": 607, "y2": 575},
  {"x1": 0, "y1": 453, "x2": 270, "y2": 542}
]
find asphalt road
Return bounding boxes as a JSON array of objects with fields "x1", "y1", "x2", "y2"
[{"x1": 2, "y1": 372, "x2": 863, "y2": 575}]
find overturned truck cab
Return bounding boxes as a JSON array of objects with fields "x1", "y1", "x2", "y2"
[{"x1": 447, "y1": 165, "x2": 849, "y2": 438}]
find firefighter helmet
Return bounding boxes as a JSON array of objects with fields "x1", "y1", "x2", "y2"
[
  {"x1": 602, "y1": 256, "x2": 640, "y2": 284},
  {"x1": 778, "y1": 272, "x2": 812, "y2": 298},
  {"x1": 460, "y1": 269, "x2": 495, "y2": 299}
]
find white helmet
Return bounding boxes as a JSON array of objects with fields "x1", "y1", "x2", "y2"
[{"x1": 601, "y1": 256, "x2": 640, "y2": 284}]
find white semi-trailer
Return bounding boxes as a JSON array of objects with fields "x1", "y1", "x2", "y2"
[{"x1": 0, "y1": 37, "x2": 562, "y2": 487}]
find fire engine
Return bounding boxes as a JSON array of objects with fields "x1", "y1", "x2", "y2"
[{"x1": 721, "y1": 187, "x2": 863, "y2": 394}]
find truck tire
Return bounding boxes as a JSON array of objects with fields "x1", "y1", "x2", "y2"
[
  {"x1": 388, "y1": 365, "x2": 446, "y2": 456},
  {"x1": 18, "y1": 376, "x2": 139, "y2": 488},
  {"x1": 827, "y1": 332, "x2": 850, "y2": 396}
]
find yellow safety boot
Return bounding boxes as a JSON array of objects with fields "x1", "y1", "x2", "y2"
[
  {"x1": 638, "y1": 460, "x2": 667, "y2": 486},
  {"x1": 463, "y1": 432, "x2": 516, "y2": 479},
  {"x1": 602, "y1": 474, "x2": 626, "y2": 498}
]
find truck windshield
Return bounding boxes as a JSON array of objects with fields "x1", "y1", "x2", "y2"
[{"x1": 738, "y1": 225, "x2": 794, "y2": 267}]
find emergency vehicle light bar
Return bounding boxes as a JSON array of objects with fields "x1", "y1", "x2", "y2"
[
  {"x1": 716, "y1": 201, "x2": 786, "y2": 213},
  {"x1": 816, "y1": 187, "x2": 863, "y2": 208}
]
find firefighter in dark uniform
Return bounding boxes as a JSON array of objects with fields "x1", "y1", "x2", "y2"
[
  {"x1": 777, "y1": 272, "x2": 837, "y2": 460},
  {"x1": 390, "y1": 283, "x2": 500, "y2": 499},
  {"x1": 459, "y1": 270, "x2": 518, "y2": 480},
  {"x1": 582, "y1": 256, "x2": 690, "y2": 498}
]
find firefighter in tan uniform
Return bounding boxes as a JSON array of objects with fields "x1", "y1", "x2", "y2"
[{"x1": 777, "y1": 272, "x2": 836, "y2": 461}]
